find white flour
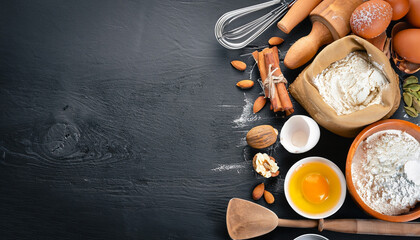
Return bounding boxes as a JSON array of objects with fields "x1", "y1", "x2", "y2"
[
  {"x1": 233, "y1": 93, "x2": 260, "y2": 128},
  {"x1": 312, "y1": 52, "x2": 388, "y2": 115},
  {"x1": 352, "y1": 130, "x2": 420, "y2": 215}
]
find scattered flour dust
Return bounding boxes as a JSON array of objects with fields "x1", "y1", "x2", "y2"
[
  {"x1": 211, "y1": 163, "x2": 246, "y2": 172},
  {"x1": 352, "y1": 130, "x2": 420, "y2": 215},
  {"x1": 214, "y1": 62, "x2": 261, "y2": 174},
  {"x1": 233, "y1": 93, "x2": 260, "y2": 128}
]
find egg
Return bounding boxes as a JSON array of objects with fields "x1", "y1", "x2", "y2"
[
  {"x1": 386, "y1": 0, "x2": 410, "y2": 20},
  {"x1": 350, "y1": 0, "x2": 393, "y2": 39},
  {"x1": 288, "y1": 162, "x2": 341, "y2": 214},
  {"x1": 407, "y1": 0, "x2": 420, "y2": 27},
  {"x1": 301, "y1": 173, "x2": 329, "y2": 203},
  {"x1": 393, "y1": 29, "x2": 420, "y2": 64}
]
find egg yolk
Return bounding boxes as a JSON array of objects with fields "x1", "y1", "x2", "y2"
[
  {"x1": 288, "y1": 162, "x2": 341, "y2": 214},
  {"x1": 301, "y1": 173, "x2": 329, "y2": 204}
]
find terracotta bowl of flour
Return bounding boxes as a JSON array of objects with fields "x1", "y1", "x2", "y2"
[{"x1": 346, "y1": 119, "x2": 420, "y2": 222}]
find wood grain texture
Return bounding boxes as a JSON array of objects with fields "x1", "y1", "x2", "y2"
[{"x1": 0, "y1": 0, "x2": 419, "y2": 239}]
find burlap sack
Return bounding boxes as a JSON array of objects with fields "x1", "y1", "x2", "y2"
[{"x1": 289, "y1": 35, "x2": 400, "y2": 138}]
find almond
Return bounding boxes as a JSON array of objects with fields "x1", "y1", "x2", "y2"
[
  {"x1": 264, "y1": 190, "x2": 275, "y2": 204},
  {"x1": 231, "y1": 60, "x2": 247, "y2": 71},
  {"x1": 236, "y1": 80, "x2": 254, "y2": 89},
  {"x1": 252, "y1": 183, "x2": 265, "y2": 200},
  {"x1": 268, "y1": 37, "x2": 284, "y2": 46},
  {"x1": 253, "y1": 96, "x2": 266, "y2": 113},
  {"x1": 246, "y1": 125, "x2": 278, "y2": 149}
]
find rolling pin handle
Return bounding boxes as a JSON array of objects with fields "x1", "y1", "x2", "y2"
[
  {"x1": 322, "y1": 219, "x2": 420, "y2": 236},
  {"x1": 318, "y1": 219, "x2": 324, "y2": 232},
  {"x1": 284, "y1": 21, "x2": 333, "y2": 69},
  {"x1": 277, "y1": 0, "x2": 322, "y2": 34}
]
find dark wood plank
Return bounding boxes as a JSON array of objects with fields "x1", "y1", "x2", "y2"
[{"x1": 0, "y1": 0, "x2": 419, "y2": 239}]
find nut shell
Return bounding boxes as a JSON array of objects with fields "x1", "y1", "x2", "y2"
[
  {"x1": 350, "y1": 0, "x2": 392, "y2": 39},
  {"x1": 252, "y1": 154, "x2": 280, "y2": 178},
  {"x1": 246, "y1": 125, "x2": 278, "y2": 149}
]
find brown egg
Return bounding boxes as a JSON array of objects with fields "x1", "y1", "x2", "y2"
[
  {"x1": 350, "y1": 0, "x2": 393, "y2": 39},
  {"x1": 393, "y1": 29, "x2": 420, "y2": 64},
  {"x1": 386, "y1": 0, "x2": 410, "y2": 20},
  {"x1": 407, "y1": 0, "x2": 420, "y2": 27}
]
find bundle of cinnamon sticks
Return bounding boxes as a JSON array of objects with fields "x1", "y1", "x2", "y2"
[{"x1": 252, "y1": 47, "x2": 294, "y2": 116}]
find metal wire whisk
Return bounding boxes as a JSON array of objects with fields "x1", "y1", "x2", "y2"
[{"x1": 215, "y1": 0, "x2": 295, "y2": 50}]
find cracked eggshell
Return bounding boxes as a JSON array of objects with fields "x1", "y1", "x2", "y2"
[
  {"x1": 391, "y1": 22, "x2": 420, "y2": 73},
  {"x1": 280, "y1": 115, "x2": 320, "y2": 154},
  {"x1": 393, "y1": 29, "x2": 420, "y2": 64}
]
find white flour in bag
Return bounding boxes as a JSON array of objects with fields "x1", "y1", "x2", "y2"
[
  {"x1": 312, "y1": 51, "x2": 388, "y2": 115},
  {"x1": 352, "y1": 130, "x2": 420, "y2": 215}
]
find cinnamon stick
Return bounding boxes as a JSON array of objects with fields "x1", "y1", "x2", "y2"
[
  {"x1": 263, "y1": 51, "x2": 284, "y2": 112},
  {"x1": 252, "y1": 51, "x2": 259, "y2": 63},
  {"x1": 267, "y1": 48, "x2": 294, "y2": 111},
  {"x1": 286, "y1": 108, "x2": 294, "y2": 116},
  {"x1": 253, "y1": 49, "x2": 282, "y2": 112},
  {"x1": 252, "y1": 50, "x2": 268, "y2": 98},
  {"x1": 272, "y1": 46, "x2": 280, "y2": 68},
  {"x1": 262, "y1": 50, "x2": 282, "y2": 112}
]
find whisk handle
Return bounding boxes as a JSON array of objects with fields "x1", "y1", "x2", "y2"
[{"x1": 284, "y1": 21, "x2": 333, "y2": 69}]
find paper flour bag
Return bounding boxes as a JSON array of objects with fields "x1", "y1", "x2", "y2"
[{"x1": 289, "y1": 35, "x2": 400, "y2": 137}]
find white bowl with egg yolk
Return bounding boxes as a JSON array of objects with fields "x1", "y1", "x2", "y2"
[{"x1": 284, "y1": 157, "x2": 346, "y2": 219}]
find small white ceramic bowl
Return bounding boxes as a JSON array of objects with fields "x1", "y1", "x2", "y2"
[
  {"x1": 284, "y1": 157, "x2": 346, "y2": 219},
  {"x1": 280, "y1": 115, "x2": 320, "y2": 154},
  {"x1": 294, "y1": 234, "x2": 329, "y2": 240}
]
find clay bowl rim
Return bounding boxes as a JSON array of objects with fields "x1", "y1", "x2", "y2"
[{"x1": 346, "y1": 119, "x2": 420, "y2": 222}]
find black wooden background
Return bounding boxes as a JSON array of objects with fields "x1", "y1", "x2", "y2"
[{"x1": 1, "y1": 0, "x2": 419, "y2": 239}]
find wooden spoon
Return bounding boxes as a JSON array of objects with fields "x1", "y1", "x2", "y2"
[{"x1": 226, "y1": 198, "x2": 420, "y2": 239}]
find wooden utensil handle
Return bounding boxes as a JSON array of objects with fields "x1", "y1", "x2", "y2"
[
  {"x1": 277, "y1": 0, "x2": 322, "y2": 34},
  {"x1": 321, "y1": 219, "x2": 420, "y2": 236},
  {"x1": 278, "y1": 218, "x2": 318, "y2": 228},
  {"x1": 284, "y1": 21, "x2": 333, "y2": 69}
]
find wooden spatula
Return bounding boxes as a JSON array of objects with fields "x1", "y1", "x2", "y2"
[{"x1": 226, "y1": 198, "x2": 420, "y2": 239}]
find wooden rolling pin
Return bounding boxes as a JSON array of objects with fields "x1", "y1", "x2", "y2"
[
  {"x1": 284, "y1": 0, "x2": 363, "y2": 69},
  {"x1": 277, "y1": 0, "x2": 322, "y2": 34},
  {"x1": 278, "y1": 218, "x2": 420, "y2": 236}
]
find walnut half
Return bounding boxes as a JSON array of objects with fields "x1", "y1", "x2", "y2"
[{"x1": 252, "y1": 153, "x2": 279, "y2": 178}]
